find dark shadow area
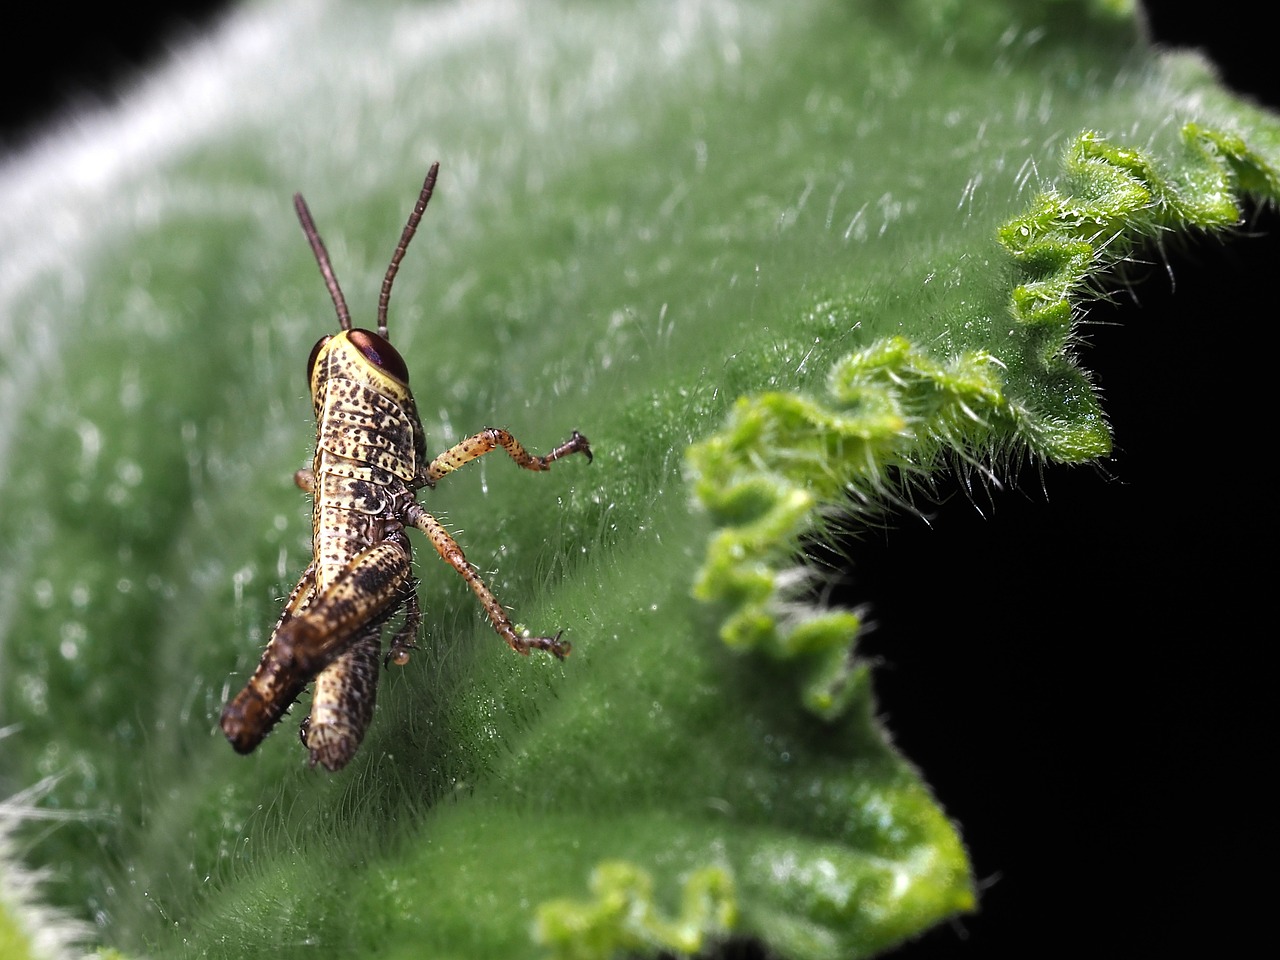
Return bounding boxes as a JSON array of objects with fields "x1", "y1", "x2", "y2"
[
  {"x1": 1144, "y1": 3, "x2": 1280, "y2": 110},
  {"x1": 0, "y1": 2, "x2": 231, "y2": 153}
]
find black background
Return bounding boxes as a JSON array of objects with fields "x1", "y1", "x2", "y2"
[{"x1": 2, "y1": 4, "x2": 1272, "y2": 958}]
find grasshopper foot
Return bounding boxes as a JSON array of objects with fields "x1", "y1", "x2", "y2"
[
  {"x1": 515, "y1": 629, "x2": 571, "y2": 659},
  {"x1": 385, "y1": 639, "x2": 419, "y2": 668},
  {"x1": 559, "y1": 430, "x2": 592, "y2": 465}
]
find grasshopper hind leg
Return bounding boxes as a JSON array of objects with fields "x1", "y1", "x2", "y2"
[
  {"x1": 303, "y1": 579, "x2": 420, "y2": 769},
  {"x1": 301, "y1": 623, "x2": 384, "y2": 771},
  {"x1": 221, "y1": 566, "x2": 317, "y2": 754}
]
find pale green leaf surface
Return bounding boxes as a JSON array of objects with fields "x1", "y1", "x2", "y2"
[{"x1": 2, "y1": 1, "x2": 1278, "y2": 958}]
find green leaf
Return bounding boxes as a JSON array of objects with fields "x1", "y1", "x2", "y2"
[{"x1": 3, "y1": 1, "x2": 1278, "y2": 958}]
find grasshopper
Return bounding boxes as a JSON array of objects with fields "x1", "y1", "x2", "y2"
[{"x1": 220, "y1": 163, "x2": 592, "y2": 771}]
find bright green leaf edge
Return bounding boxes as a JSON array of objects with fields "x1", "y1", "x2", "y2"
[
  {"x1": 688, "y1": 122, "x2": 1280, "y2": 724},
  {"x1": 3, "y1": 2, "x2": 1280, "y2": 959}
]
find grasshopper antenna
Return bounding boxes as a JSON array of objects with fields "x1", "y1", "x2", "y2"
[
  {"x1": 378, "y1": 162, "x2": 440, "y2": 339},
  {"x1": 294, "y1": 193, "x2": 353, "y2": 331}
]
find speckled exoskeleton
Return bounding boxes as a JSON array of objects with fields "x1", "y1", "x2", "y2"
[{"x1": 219, "y1": 163, "x2": 592, "y2": 771}]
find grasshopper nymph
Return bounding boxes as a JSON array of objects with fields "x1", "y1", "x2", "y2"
[{"x1": 220, "y1": 163, "x2": 592, "y2": 771}]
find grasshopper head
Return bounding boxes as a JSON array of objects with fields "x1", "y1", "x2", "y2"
[
  {"x1": 294, "y1": 163, "x2": 439, "y2": 422},
  {"x1": 307, "y1": 328, "x2": 412, "y2": 400}
]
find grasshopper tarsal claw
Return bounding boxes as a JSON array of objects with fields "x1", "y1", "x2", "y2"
[
  {"x1": 219, "y1": 163, "x2": 592, "y2": 771},
  {"x1": 556, "y1": 431, "x2": 593, "y2": 466},
  {"x1": 516, "y1": 629, "x2": 571, "y2": 659}
]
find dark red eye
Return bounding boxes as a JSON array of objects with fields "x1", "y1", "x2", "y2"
[
  {"x1": 349, "y1": 329, "x2": 410, "y2": 383},
  {"x1": 306, "y1": 335, "x2": 332, "y2": 382}
]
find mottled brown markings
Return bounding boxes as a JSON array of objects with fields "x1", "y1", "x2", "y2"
[
  {"x1": 222, "y1": 567, "x2": 316, "y2": 754},
  {"x1": 219, "y1": 162, "x2": 593, "y2": 770},
  {"x1": 274, "y1": 538, "x2": 414, "y2": 673},
  {"x1": 301, "y1": 623, "x2": 382, "y2": 771}
]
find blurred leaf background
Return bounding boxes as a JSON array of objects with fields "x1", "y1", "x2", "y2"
[{"x1": 1, "y1": 1, "x2": 1275, "y2": 958}]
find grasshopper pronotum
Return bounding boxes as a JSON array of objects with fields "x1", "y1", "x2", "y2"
[{"x1": 220, "y1": 163, "x2": 592, "y2": 771}]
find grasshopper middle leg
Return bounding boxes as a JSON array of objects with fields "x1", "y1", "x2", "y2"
[{"x1": 405, "y1": 503, "x2": 570, "y2": 658}]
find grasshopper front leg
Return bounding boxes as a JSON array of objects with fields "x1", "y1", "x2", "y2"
[
  {"x1": 425, "y1": 428, "x2": 591, "y2": 485},
  {"x1": 405, "y1": 503, "x2": 570, "y2": 658}
]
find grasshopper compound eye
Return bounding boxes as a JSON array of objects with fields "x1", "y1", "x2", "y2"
[
  {"x1": 348, "y1": 329, "x2": 410, "y2": 384},
  {"x1": 306, "y1": 335, "x2": 333, "y2": 382}
]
